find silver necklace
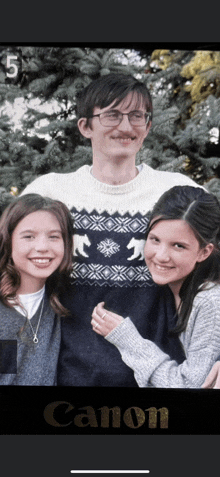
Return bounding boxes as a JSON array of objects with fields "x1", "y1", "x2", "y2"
[{"x1": 28, "y1": 297, "x2": 44, "y2": 344}]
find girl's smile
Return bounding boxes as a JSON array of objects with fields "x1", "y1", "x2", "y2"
[{"x1": 28, "y1": 257, "x2": 54, "y2": 267}]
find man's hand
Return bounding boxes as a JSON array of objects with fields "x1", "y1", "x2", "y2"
[
  {"x1": 91, "y1": 302, "x2": 124, "y2": 337},
  {"x1": 202, "y1": 361, "x2": 220, "y2": 389}
]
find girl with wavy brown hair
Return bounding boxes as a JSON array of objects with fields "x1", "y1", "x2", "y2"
[{"x1": 0, "y1": 193, "x2": 74, "y2": 385}]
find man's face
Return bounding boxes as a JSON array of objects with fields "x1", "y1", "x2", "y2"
[{"x1": 78, "y1": 92, "x2": 151, "y2": 164}]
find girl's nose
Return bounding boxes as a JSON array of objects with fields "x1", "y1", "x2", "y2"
[
  {"x1": 156, "y1": 245, "x2": 170, "y2": 262},
  {"x1": 34, "y1": 236, "x2": 49, "y2": 252}
]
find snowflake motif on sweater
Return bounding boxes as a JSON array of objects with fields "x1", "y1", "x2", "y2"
[
  {"x1": 97, "y1": 238, "x2": 120, "y2": 258},
  {"x1": 71, "y1": 208, "x2": 152, "y2": 287}
]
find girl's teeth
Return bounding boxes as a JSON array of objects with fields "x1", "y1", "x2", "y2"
[{"x1": 32, "y1": 259, "x2": 50, "y2": 263}]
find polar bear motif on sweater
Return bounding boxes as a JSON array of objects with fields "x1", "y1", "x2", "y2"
[
  {"x1": 127, "y1": 238, "x2": 145, "y2": 261},
  {"x1": 74, "y1": 234, "x2": 91, "y2": 257}
]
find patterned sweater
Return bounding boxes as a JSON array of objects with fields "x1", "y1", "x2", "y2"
[
  {"x1": 22, "y1": 164, "x2": 198, "y2": 386},
  {"x1": 106, "y1": 283, "x2": 220, "y2": 388}
]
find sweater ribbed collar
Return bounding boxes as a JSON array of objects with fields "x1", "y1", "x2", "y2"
[{"x1": 84, "y1": 164, "x2": 150, "y2": 195}]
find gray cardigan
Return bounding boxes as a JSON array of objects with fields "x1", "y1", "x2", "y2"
[
  {"x1": 0, "y1": 295, "x2": 60, "y2": 385},
  {"x1": 106, "y1": 283, "x2": 220, "y2": 388}
]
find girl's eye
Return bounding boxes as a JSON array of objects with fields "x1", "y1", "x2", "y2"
[
  {"x1": 49, "y1": 235, "x2": 62, "y2": 240},
  {"x1": 149, "y1": 235, "x2": 159, "y2": 243},
  {"x1": 174, "y1": 243, "x2": 185, "y2": 249}
]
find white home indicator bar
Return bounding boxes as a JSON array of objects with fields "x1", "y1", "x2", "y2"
[{"x1": 70, "y1": 471, "x2": 150, "y2": 474}]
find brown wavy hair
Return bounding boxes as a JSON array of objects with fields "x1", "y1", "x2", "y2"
[{"x1": 0, "y1": 194, "x2": 74, "y2": 316}]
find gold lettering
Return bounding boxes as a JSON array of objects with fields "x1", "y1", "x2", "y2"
[
  {"x1": 74, "y1": 406, "x2": 98, "y2": 428},
  {"x1": 43, "y1": 402, "x2": 169, "y2": 429},
  {"x1": 43, "y1": 401, "x2": 74, "y2": 427},
  {"x1": 123, "y1": 406, "x2": 145, "y2": 429},
  {"x1": 146, "y1": 407, "x2": 169, "y2": 428},
  {"x1": 99, "y1": 406, "x2": 121, "y2": 428}
]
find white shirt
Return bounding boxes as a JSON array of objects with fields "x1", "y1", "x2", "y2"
[{"x1": 14, "y1": 286, "x2": 45, "y2": 319}]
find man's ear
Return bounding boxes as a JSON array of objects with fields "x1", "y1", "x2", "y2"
[
  {"x1": 77, "y1": 118, "x2": 93, "y2": 139},
  {"x1": 197, "y1": 243, "x2": 214, "y2": 263}
]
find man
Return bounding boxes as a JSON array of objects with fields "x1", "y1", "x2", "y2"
[{"x1": 22, "y1": 73, "x2": 198, "y2": 386}]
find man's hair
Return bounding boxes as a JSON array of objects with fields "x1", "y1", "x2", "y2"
[
  {"x1": 0, "y1": 194, "x2": 74, "y2": 316},
  {"x1": 76, "y1": 73, "x2": 153, "y2": 124}
]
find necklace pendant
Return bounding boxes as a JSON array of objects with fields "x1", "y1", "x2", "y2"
[{"x1": 27, "y1": 296, "x2": 44, "y2": 344}]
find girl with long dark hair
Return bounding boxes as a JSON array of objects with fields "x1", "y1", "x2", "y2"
[
  {"x1": 91, "y1": 185, "x2": 220, "y2": 388},
  {"x1": 0, "y1": 193, "x2": 73, "y2": 385}
]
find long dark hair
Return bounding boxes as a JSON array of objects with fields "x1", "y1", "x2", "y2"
[
  {"x1": 145, "y1": 185, "x2": 220, "y2": 334},
  {"x1": 0, "y1": 194, "x2": 74, "y2": 316}
]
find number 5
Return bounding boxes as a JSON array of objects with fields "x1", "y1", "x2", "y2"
[{"x1": 6, "y1": 56, "x2": 18, "y2": 78}]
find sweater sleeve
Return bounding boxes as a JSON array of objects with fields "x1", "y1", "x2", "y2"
[{"x1": 105, "y1": 290, "x2": 220, "y2": 388}]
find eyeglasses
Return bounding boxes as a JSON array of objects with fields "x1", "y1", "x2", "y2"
[{"x1": 90, "y1": 110, "x2": 152, "y2": 127}]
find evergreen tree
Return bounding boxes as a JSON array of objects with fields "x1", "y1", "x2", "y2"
[
  {"x1": 0, "y1": 46, "x2": 139, "y2": 200},
  {"x1": 0, "y1": 45, "x2": 220, "y2": 213},
  {"x1": 136, "y1": 48, "x2": 220, "y2": 200}
]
